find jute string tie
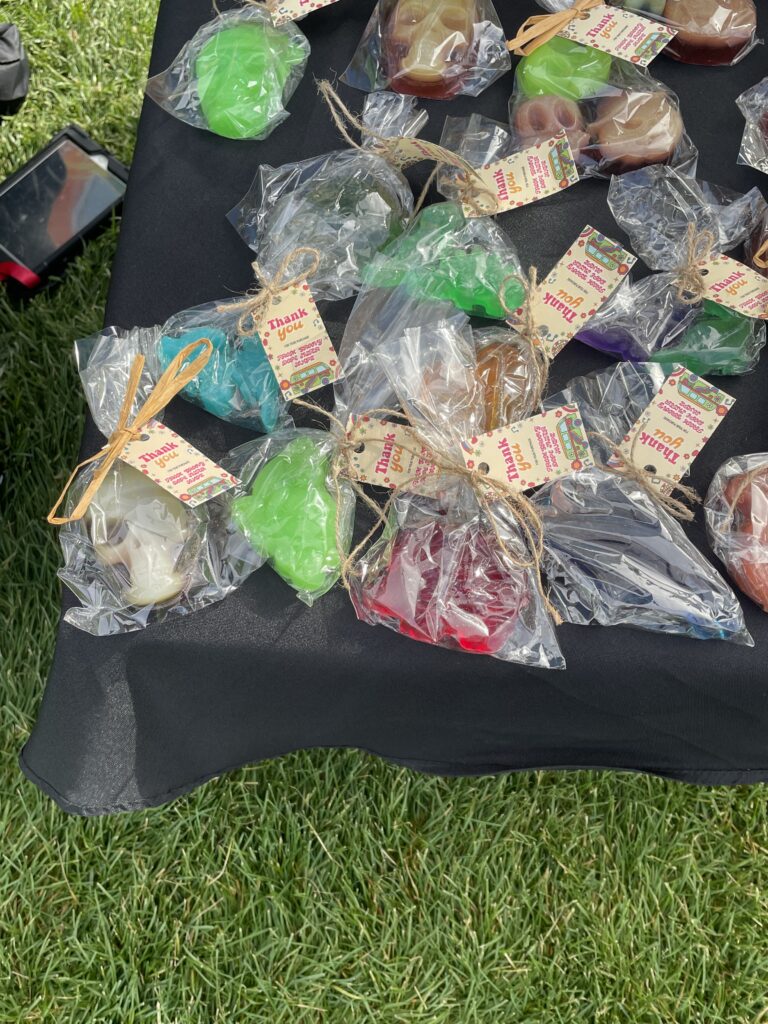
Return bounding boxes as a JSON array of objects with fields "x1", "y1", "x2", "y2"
[
  {"x1": 47, "y1": 337, "x2": 213, "y2": 526},
  {"x1": 222, "y1": 246, "x2": 321, "y2": 336},
  {"x1": 507, "y1": 0, "x2": 603, "y2": 55},
  {"x1": 501, "y1": 265, "x2": 552, "y2": 409},
  {"x1": 675, "y1": 223, "x2": 716, "y2": 306}
]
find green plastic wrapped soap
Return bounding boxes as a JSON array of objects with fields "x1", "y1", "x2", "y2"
[
  {"x1": 195, "y1": 21, "x2": 308, "y2": 140},
  {"x1": 517, "y1": 37, "x2": 612, "y2": 102},
  {"x1": 231, "y1": 437, "x2": 343, "y2": 598},
  {"x1": 650, "y1": 300, "x2": 764, "y2": 376}
]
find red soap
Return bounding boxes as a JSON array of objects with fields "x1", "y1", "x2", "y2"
[
  {"x1": 663, "y1": 0, "x2": 756, "y2": 66},
  {"x1": 723, "y1": 467, "x2": 768, "y2": 613},
  {"x1": 353, "y1": 517, "x2": 530, "y2": 654}
]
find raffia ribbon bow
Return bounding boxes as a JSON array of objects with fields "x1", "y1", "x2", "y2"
[
  {"x1": 753, "y1": 238, "x2": 768, "y2": 270},
  {"x1": 675, "y1": 223, "x2": 716, "y2": 305},
  {"x1": 507, "y1": 0, "x2": 604, "y2": 56},
  {"x1": 47, "y1": 337, "x2": 213, "y2": 526},
  {"x1": 223, "y1": 246, "x2": 321, "y2": 337}
]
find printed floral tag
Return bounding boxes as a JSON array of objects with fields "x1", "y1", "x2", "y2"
[
  {"x1": 268, "y1": 0, "x2": 341, "y2": 27},
  {"x1": 697, "y1": 254, "x2": 768, "y2": 319},
  {"x1": 619, "y1": 366, "x2": 735, "y2": 495},
  {"x1": 559, "y1": 4, "x2": 676, "y2": 66},
  {"x1": 120, "y1": 419, "x2": 238, "y2": 507},
  {"x1": 461, "y1": 405, "x2": 594, "y2": 491},
  {"x1": 345, "y1": 416, "x2": 437, "y2": 490}
]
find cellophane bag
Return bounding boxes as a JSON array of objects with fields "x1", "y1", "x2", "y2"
[
  {"x1": 145, "y1": 6, "x2": 310, "y2": 140},
  {"x1": 530, "y1": 0, "x2": 758, "y2": 66},
  {"x1": 533, "y1": 362, "x2": 752, "y2": 643},
  {"x1": 706, "y1": 453, "x2": 768, "y2": 614},
  {"x1": 346, "y1": 315, "x2": 565, "y2": 668},
  {"x1": 59, "y1": 346, "x2": 260, "y2": 636},
  {"x1": 223, "y1": 428, "x2": 355, "y2": 606},
  {"x1": 737, "y1": 77, "x2": 768, "y2": 175},
  {"x1": 341, "y1": 0, "x2": 510, "y2": 100},
  {"x1": 745, "y1": 208, "x2": 768, "y2": 280},
  {"x1": 227, "y1": 93, "x2": 423, "y2": 302},
  {"x1": 507, "y1": 39, "x2": 697, "y2": 179}
]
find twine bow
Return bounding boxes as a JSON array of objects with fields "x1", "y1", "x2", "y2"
[
  {"x1": 589, "y1": 430, "x2": 701, "y2": 521},
  {"x1": 507, "y1": 0, "x2": 604, "y2": 56},
  {"x1": 223, "y1": 246, "x2": 321, "y2": 336},
  {"x1": 723, "y1": 462, "x2": 768, "y2": 529},
  {"x1": 316, "y1": 80, "x2": 498, "y2": 218},
  {"x1": 292, "y1": 398, "x2": 563, "y2": 625},
  {"x1": 675, "y1": 223, "x2": 716, "y2": 305},
  {"x1": 753, "y1": 238, "x2": 768, "y2": 270},
  {"x1": 47, "y1": 337, "x2": 213, "y2": 526}
]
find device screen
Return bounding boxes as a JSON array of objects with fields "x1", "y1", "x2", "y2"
[{"x1": 0, "y1": 138, "x2": 126, "y2": 270}]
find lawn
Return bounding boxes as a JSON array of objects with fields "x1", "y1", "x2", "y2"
[{"x1": 1, "y1": 2, "x2": 768, "y2": 1022}]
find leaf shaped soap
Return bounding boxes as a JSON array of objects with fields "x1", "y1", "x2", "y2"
[{"x1": 231, "y1": 437, "x2": 341, "y2": 596}]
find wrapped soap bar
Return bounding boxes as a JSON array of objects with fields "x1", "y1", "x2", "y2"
[
  {"x1": 737, "y1": 77, "x2": 768, "y2": 176},
  {"x1": 706, "y1": 453, "x2": 768, "y2": 614},
  {"x1": 342, "y1": 0, "x2": 510, "y2": 100},
  {"x1": 228, "y1": 93, "x2": 423, "y2": 301},
  {"x1": 345, "y1": 315, "x2": 565, "y2": 668},
  {"x1": 746, "y1": 210, "x2": 768, "y2": 280},
  {"x1": 55, "y1": 340, "x2": 260, "y2": 636},
  {"x1": 225, "y1": 429, "x2": 354, "y2": 605},
  {"x1": 533, "y1": 363, "x2": 752, "y2": 643},
  {"x1": 146, "y1": 6, "x2": 309, "y2": 140},
  {"x1": 532, "y1": 0, "x2": 758, "y2": 66}
]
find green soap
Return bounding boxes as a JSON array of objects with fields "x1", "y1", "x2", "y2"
[
  {"x1": 195, "y1": 22, "x2": 305, "y2": 140},
  {"x1": 517, "y1": 37, "x2": 612, "y2": 101},
  {"x1": 231, "y1": 437, "x2": 340, "y2": 595},
  {"x1": 621, "y1": 0, "x2": 665, "y2": 14},
  {"x1": 650, "y1": 300, "x2": 759, "y2": 376}
]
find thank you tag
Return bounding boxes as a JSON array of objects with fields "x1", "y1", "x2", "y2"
[
  {"x1": 258, "y1": 281, "x2": 342, "y2": 400},
  {"x1": 462, "y1": 133, "x2": 579, "y2": 219},
  {"x1": 522, "y1": 226, "x2": 635, "y2": 358},
  {"x1": 345, "y1": 416, "x2": 437, "y2": 490},
  {"x1": 120, "y1": 419, "x2": 238, "y2": 507},
  {"x1": 460, "y1": 405, "x2": 594, "y2": 492},
  {"x1": 619, "y1": 366, "x2": 734, "y2": 495},
  {"x1": 698, "y1": 254, "x2": 768, "y2": 319},
  {"x1": 268, "y1": 0, "x2": 342, "y2": 27},
  {"x1": 558, "y1": 4, "x2": 676, "y2": 66}
]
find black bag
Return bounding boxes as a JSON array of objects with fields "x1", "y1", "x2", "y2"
[{"x1": 0, "y1": 23, "x2": 29, "y2": 116}]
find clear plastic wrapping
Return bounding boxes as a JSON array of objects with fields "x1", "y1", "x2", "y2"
[
  {"x1": 58, "y1": 347, "x2": 260, "y2": 636},
  {"x1": 531, "y1": 0, "x2": 758, "y2": 66},
  {"x1": 507, "y1": 40, "x2": 697, "y2": 179},
  {"x1": 534, "y1": 362, "x2": 752, "y2": 643},
  {"x1": 227, "y1": 94, "x2": 422, "y2": 301},
  {"x1": 345, "y1": 316, "x2": 565, "y2": 668},
  {"x1": 341, "y1": 0, "x2": 511, "y2": 100},
  {"x1": 746, "y1": 209, "x2": 768, "y2": 280},
  {"x1": 736, "y1": 77, "x2": 768, "y2": 175},
  {"x1": 145, "y1": 7, "x2": 310, "y2": 140},
  {"x1": 223, "y1": 428, "x2": 355, "y2": 606},
  {"x1": 706, "y1": 453, "x2": 768, "y2": 614}
]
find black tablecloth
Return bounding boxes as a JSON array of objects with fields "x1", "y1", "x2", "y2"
[{"x1": 20, "y1": 0, "x2": 768, "y2": 814}]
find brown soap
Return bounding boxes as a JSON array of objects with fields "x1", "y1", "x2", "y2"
[
  {"x1": 663, "y1": 0, "x2": 756, "y2": 65},
  {"x1": 590, "y1": 90, "x2": 683, "y2": 174},
  {"x1": 513, "y1": 95, "x2": 590, "y2": 159},
  {"x1": 475, "y1": 334, "x2": 536, "y2": 432}
]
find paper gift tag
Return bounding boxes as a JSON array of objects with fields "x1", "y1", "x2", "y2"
[
  {"x1": 258, "y1": 281, "x2": 343, "y2": 401},
  {"x1": 462, "y1": 133, "x2": 579, "y2": 219},
  {"x1": 345, "y1": 416, "x2": 437, "y2": 490},
  {"x1": 619, "y1": 366, "x2": 734, "y2": 495},
  {"x1": 460, "y1": 405, "x2": 594, "y2": 492},
  {"x1": 268, "y1": 0, "x2": 341, "y2": 27},
  {"x1": 558, "y1": 4, "x2": 676, "y2": 66},
  {"x1": 698, "y1": 254, "x2": 768, "y2": 319},
  {"x1": 120, "y1": 419, "x2": 238, "y2": 507},
  {"x1": 518, "y1": 226, "x2": 635, "y2": 358}
]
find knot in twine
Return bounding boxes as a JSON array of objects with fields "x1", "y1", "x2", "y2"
[
  {"x1": 223, "y1": 246, "x2": 321, "y2": 337},
  {"x1": 723, "y1": 462, "x2": 768, "y2": 530},
  {"x1": 47, "y1": 337, "x2": 213, "y2": 526},
  {"x1": 589, "y1": 430, "x2": 701, "y2": 522},
  {"x1": 292, "y1": 397, "x2": 562, "y2": 625},
  {"x1": 753, "y1": 237, "x2": 768, "y2": 270},
  {"x1": 507, "y1": 0, "x2": 603, "y2": 55},
  {"x1": 675, "y1": 223, "x2": 717, "y2": 306},
  {"x1": 501, "y1": 265, "x2": 552, "y2": 410},
  {"x1": 316, "y1": 80, "x2": 498, "y2": 218}
]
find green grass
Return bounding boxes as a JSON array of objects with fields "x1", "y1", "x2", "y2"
[{"x1": 2, "y1": 2, "x2": 768, "y2": 1021}]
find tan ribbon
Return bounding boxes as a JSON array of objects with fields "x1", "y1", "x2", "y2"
[
  {"x1": 753, "y1": 238, "x2": 768, "y2": 270},
  {"x1": 507, "y1": 0, "x2": 604, "y2": 55},
  {"x1": 589, "y1": 430, "x2": 701, "y2": 522},
  {"x1": 292, "y1": 398, "x2": 563, "y2": 625},
  {"x1": 47, "y1": 338, "x2": 213, "y2": 526},
  {"x1": 675, "y1": 223, "x2": 717, "y2": 305},
  {"x1": 501, "y1": 266, "x2": 552, "y2": 409},
  {"x1": 222, "y1": 246, "x2": 321, "y2": 336},
  {"x1": 316, "y1": 80, "x2": 498, "y2": 218}
]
